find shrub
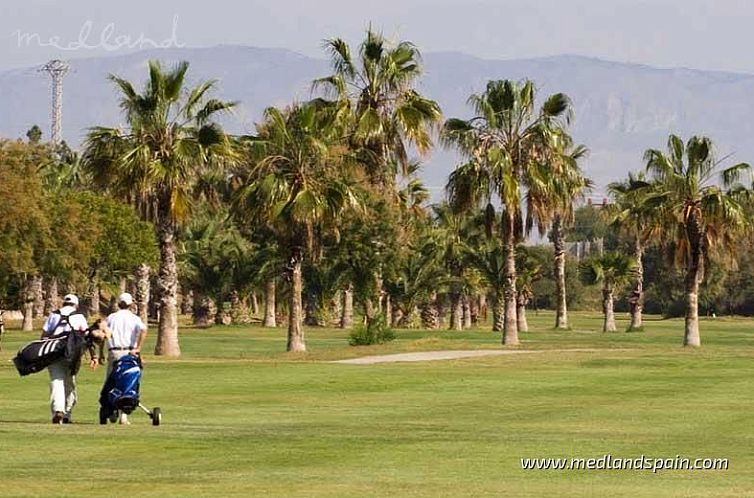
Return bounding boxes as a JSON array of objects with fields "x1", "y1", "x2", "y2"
[{"x1": 348, "y1": 314, "x2": 396, "y2": 346}]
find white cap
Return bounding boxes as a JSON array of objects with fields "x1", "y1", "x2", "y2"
[
  {"x1": 62, "y1": 294, "x2": 79, "y2": 306},
  {"x1": 118, "y1": 292, "x2": 134, "y2": 306}
]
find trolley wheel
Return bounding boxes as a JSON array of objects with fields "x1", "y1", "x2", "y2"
[
  {"x1": 151, "y1": 407, "x2": 161, "y2": 426},
  {"x1": 99, "y1": 407, "x2": 108, "y2": 425}
]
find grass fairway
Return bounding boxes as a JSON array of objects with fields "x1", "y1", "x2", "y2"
[{"x1": 1, "y1": 312, "x2": 754, "y2": 497}]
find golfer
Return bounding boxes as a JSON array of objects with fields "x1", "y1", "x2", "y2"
[
  {"x1": 41, "y1": 293, "x2": 91, "y2": 424},
  {"x1": 105, "y1": 292, "x2": 147, "y2": 425}
]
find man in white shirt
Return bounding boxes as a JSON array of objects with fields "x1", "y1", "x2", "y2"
[
  {"x1": 105, "y1": 292, "x2": 147, "y2": 425},
  {"x1": 41, "y1": 293, "x2": 90, "y2": 424}
]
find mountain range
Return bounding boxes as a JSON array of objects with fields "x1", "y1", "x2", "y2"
[{"x1": 2, "y1": 45, "x2": 754, "y2": 196}]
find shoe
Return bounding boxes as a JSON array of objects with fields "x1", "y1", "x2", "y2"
[
  {"x1": 118, "y1": 413, "x2": 130, "y2": 425},
  {"x1": 62, "y1": 416, "x2": 72, "y2": 424},
  {"x1": 52, "y1": 411, "x2": 64, "y2": 424},
  {"x1": 108, "y1": 410, "x2": 119, "y2": 423}
]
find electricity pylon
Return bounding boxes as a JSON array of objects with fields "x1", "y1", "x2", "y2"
[{"x1": 39, "y1": 60, "x2": 70, "y2": 145}]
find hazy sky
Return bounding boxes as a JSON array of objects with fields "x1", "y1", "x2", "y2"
[{"x1": 1, "y1": 0, "x2": 752, "y2": 72}]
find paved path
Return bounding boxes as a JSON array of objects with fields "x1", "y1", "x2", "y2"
[{"x1": 333, "y1": 348, "x2": 601, "y2": 365}]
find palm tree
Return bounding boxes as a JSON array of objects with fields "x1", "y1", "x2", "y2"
[
  {"x1": 579, "y1": 253, "x2": 638, "y2": 332},
  {"x1": 443, "y1": 80, "x2": 577, "y2": 345},
  {"x1": 432, "y1": 203, "x2": 468, "y2": 331},
  {"x1": 547, "y1": 145, "x2": 591, "y2": 330},
  {"x1": 516, "y1": 247, "x2": 543, "y2": 333},
  {"x1": 250, "y1": 237, "x2": 284, "y2": 328},
  {"x1": 463, "y1": 233, "x2": 507, "y2": 332},
  {"x1": 643, "y1": 135, "x2": 752, "y2": 346},
  {"x1": 314, "y1": 28, "x2": 442, "y2": 187},
  {"x1": 303, "y1": 256, "x2": 349, "y2": 327},
  {"x1": 315, "y1": 30, "x2": 441, "y2": 319},
  {"x1": 179, "y1": 210, "x2": 251, "y2": 326},
  {"x1": 234, "y1": 103, "x2": 361, "y2": 352},
  {"x1": 389, "y1": 238, "x2": 447, "y2": 328},
  {"x1": 83, "y1": 60, "x2": 235, "y2": 356},
  {"x1": 606, "y1": 172, "x2": 653, "y2": 331}
]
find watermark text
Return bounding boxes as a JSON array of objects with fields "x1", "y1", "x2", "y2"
[
  {"x1": 521, "y1": 454, "x2": 729, "y2": 473},
  {"x1": 12, "y1": 16, "x2": 184, "y2": 52}
]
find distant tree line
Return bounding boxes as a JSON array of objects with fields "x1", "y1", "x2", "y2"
[{"x1": 1, "y1": 29, "x2": 752, "y2": 353}]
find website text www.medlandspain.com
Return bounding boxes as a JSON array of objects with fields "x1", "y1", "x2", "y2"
[{"x1": 521, "y1": 455, "x2": 729, "y2": 473}]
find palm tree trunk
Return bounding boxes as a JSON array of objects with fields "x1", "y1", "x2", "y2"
[
  {"x1": 684, "y1": 222, "x2": 703, "y2": 347},
  {"x1": 462, "y1": 295, "x2": 472, "y2": 329},
  {"x1": 287, "y1": 249, "x2": 306, "y2": 352},
  {"x1": 449, "y1": 290, "x2": 462, "y2": 331},
  {"x1": 181, "y1": 289, "x2": 194, "y2": 315},
  {"x1": 375, "y1": 272, "x2": 384, "y2": 315},
  {"x1": 470, "y1": 294, "x2": 479, "y2": 326},
  {"x1": 340, "y1": 284, "x2": 353, "y2": 329},
  {"x1": 603, "y1": 285, "x2": 617, "y2": 332},
  {"x1": 420, "y1": 292, "x2": 439, "y2": 329},
  {"x1": 215, "y1": 296, "x2": 231, "y2": 325},
  {"x1": 155, "y1": 204, "x2": 180, "y2": 357},
  {"x1": 628, "y1": 238, "x2": 644, "y2": 331},
  {"x1": 263, "y1": 278, "x2": 277, "y2": 327},
  {"x1": 479, "y1": 293, "x2": 488, "y2": 323},
  {"x1": 304, "y1": 295, "x2": 318, "y2": 326},
  {"x1": 250, "y1": 292, "x2": 259, "y2": 316},
  {"x1": 134, "y1": 264, "x2": 150, "y2": 325},
  {"x1": 517, "y1": 292, "x2": 529, "y2": 333},
  {"x1": 392, "y1": 305, "x2": 404, "y2": 328},
  {"x1": 192, "y1": 291, "x2": 214, "y2": 327},
  {"x1": 88, "y1": 279, "x2": 100, "y2": 318},
  {"x1": 21, "y1": 275, "x2": 35, "y2": 331},
  {"x1": 502, "y1": 223, "x2": 519, "y2": 345},
  {"x1": 517, "y1": 304, "x2": 528, "y2": 333},
  {"x1": 32, "y1": 275, "x2": 44, "y2": 318},
  {"x1": 230, "y1": 290, "x2": 250, "y2": 324},
  {"x1": 43, "y1": 277, "x2": 59, "y2": 315},
  {"x1": 364, "y1": 299, "x2": 376, "y2": 322},
  {"x1": 492, "y1": 288, "x2": 504, "y2": 332},
  {"x1": 437, "y1": 298, "x2": 448, "y2": 328},
  {"x1": 551, "y1": 215, "x2": 568, "y2": 329},
  {"x1": 330, "y1": 291, "x2": 342, "y2": 327}
]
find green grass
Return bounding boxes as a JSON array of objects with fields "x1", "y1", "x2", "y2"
[{"x1": 1, "y1": 312, "x2": 754, "y2": 497}]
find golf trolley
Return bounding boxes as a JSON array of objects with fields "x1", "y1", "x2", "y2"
[{"x1": 99, "y1": 354, "x2": 162, "y2": 426}]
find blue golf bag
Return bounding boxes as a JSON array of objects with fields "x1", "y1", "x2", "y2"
[
  {"x1": 99, "y1": 354, "x2": 162, "y2": 426},
  {"x1": 100, "y1": 354, "x2": 142, "y2": 414}
]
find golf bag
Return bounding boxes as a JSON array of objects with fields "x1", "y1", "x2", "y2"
[
  {"x1": 13, "y1": 330, "x2": 89, "y2": 377},
  {"x1": 100, "y1": 354, "x2": 142, "y2": 417}
]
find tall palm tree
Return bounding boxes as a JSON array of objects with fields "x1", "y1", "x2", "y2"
[
  {"x1": 314, "y1": 28, "x2": 442, "y2": 187},
  {"x1": 443, "y1": 79, "x2": 577, "y2": 345},
  {"x1": 606, "y1": 172, "x2": 653, "y2": 331},
  {"x1": 234, "y1": 103, "x2": 361, "y2": 352},
  {"x1": 315, "y1": 30, "x2": 441, "y2": 319},
  {"x1": 579, "y1": 253, "x2": 638, "y2": 332},
  {"x1": 546, "y1": 144, "x2": 591, "y2": 330},
  {"x1": 83, "y1": 60, "x2": 236, "y2": 356},
  {"x1": 643, "y1": 135, "x2": 752, "y2": 346}
]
